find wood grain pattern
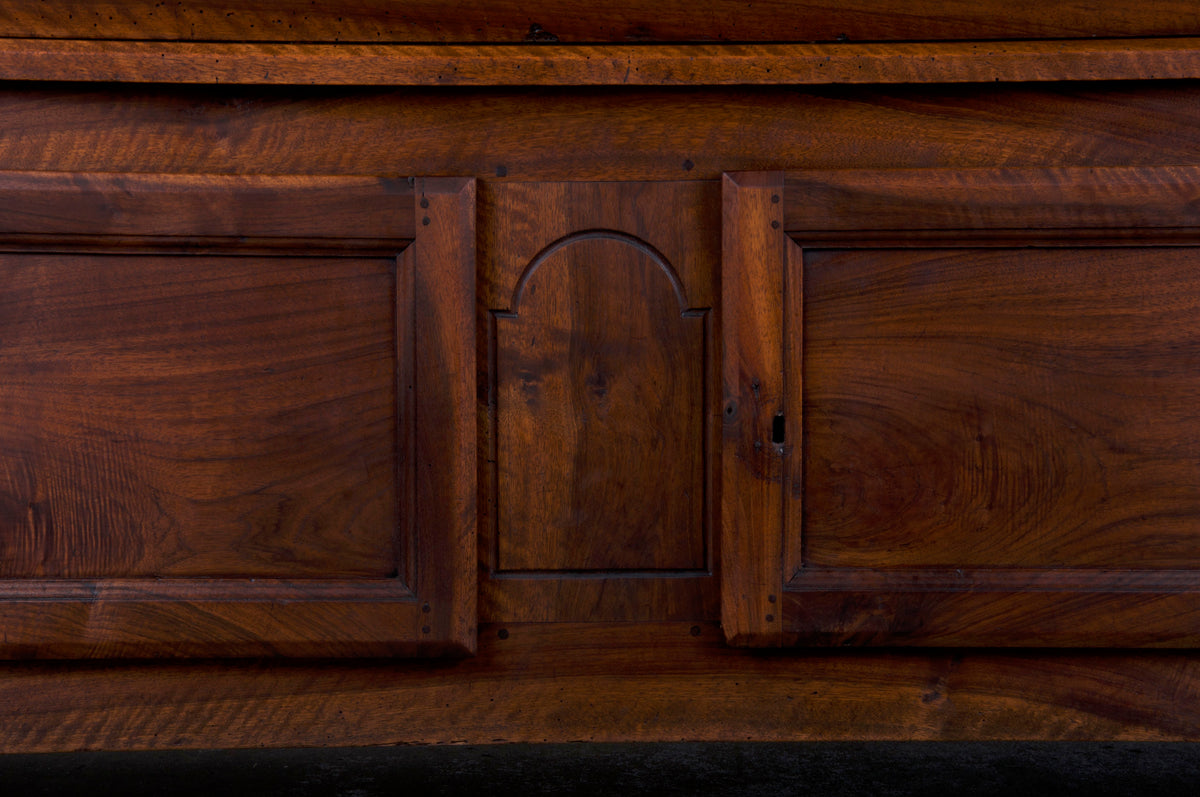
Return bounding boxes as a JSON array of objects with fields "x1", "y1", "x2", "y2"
[
  {"x1": 479, "y1": 181, "x2": 718, "y2": 620},
  {"x1": 0, "y1": 1, "x2": 1196, "y2": 42},
  {"x1": 0, "y1": 172, "x2": 416, "y2": 244},
  {"x1": 5, "y1": 36, "x2": 1200, "y2": 743},
  {"x1": 3, "y1": 40, "x2": 1200, "y2": 85},
  {"x1": 784, "y1": 166, "x2": 1200, "y2": 233},
  {"x1": 804, "y1": 246, "x2": 1200, "y2": 570},
  {"x1": 720, "y1": 173, "x2": 785, "y2": 647},
  {"x1": 773, "y1": 165, "x2": 1200, "y2": 646},
  {"x1": 6, "y1": 85, "x2": 1200, "y2": 183},
  {"x1": 410, "y1": 177, "x2": 478, "y2": 651},
  {"x1": 495, "y1": 235, "x2": 706, "y2": 571},
  {"x1": 0, "y1": 252, "x2": 397, "y2": 579},
  {"x1": 0, "y1": 173, "x2": 476, "y2": 657},
  {"x1": 2, "y1": 623, "x2": 1199, "y2": 751},
  {"x1": 782, "y1": 575, "x2": 1200, "y2": 647}
]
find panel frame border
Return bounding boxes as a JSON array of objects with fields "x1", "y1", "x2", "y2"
[
  {"x1": 0, "y1": 172, "x2": 476, "y2": 658},
  {"x1": 723, "y1": 165, "x2": 1200, "y2": 647}
]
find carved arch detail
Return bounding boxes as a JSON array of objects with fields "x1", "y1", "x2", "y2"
[
  {"x1": 506, "y1": 229, "x2": 694, "y2": 315},
  {"x1": 491, "y1": 226, "x2": 709, "y2": 573}
]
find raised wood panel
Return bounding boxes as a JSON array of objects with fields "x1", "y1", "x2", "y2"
[
  {"x1": 804, "y1": 246, "x2": 1200, "y2": 571},
  {"x1": 480, "y1": 181, "x2": 719, "y2": 621},
  {"x1": 725, "y1": 166, "x2": 1200, "y2": 647},
  {"x1": 0, "y1": 173, "x2": 476, "y2": 658},
  {"x1": 0, "y1": 1, "x2": 1196, "y2": 42},
  {"x1": 0, "y1": 252, "x2": 396, "y2": 579},
  {"x1": 495, "y1": 234, "x2": 706, "y2": 571}
]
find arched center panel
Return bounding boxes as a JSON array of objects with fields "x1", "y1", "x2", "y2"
[{"x1": 494, "y1": 234, "x2": 707, "y2": 572}]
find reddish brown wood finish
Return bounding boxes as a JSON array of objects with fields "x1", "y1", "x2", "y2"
[
  {"x1": 479, "y1": 181, "x2": 719, "y2": 621},
  {"x1": 0, "y1": 172, "x2": 417, "y2": 245},
  {"x1": 1, "y1": 251, "x2": 397, "y2": 580},
  {"x1": 0, "y1": 1, "x2": 1196, "y2": 42},
  {"x1": 495, "y1": 236, "x2": 705, "y2": 571},
  {"x1": 2, "y1": 624, "x2": 1199, "y2": 752},
  {"x1": 720, "y1": 173, "x2": 785, "y2": 647},
  {"x1": 409, "y1": 177, "x2": 479, "y2": 655},
  {"x1": 0, "y1": 173, "x2": 476, "y2": 658},
  {"x1": 6, "y1": 42, "x2": 1200, "y2": 744},
  {"x1": 721, "y1": 166, "x2": 1200, "y2": 646},
  {"x1": 783, "y1": 166, "x2": 1200, "y2": 233},
  {"x1": 4, "y1": 39, "x2": 1200, "y2": 85},
  {"x1": 6, "y1": 85, "x2": 1200, "y2": 182}
]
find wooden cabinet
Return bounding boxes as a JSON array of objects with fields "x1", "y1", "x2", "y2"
[
  {"x1": 12, "y1": 167, "x2": 1200, "y2": 658},
  {"x1": 4, "y1": 1, "x2": 1200, "y2": 748}
]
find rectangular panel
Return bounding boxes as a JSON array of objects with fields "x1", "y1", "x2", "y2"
[
  {"x1": 0, "y1": 172, "x2": 476, "y2": 658},
  {"x1": 726, "y1": 167, "x2": 1200, "y2": 647},
  {"x1": 0, "y1": 252, "x2": 397, "y2": 579},
  {"x1": 803, "y1": 246, "x2": 1200, "y2": 571}
]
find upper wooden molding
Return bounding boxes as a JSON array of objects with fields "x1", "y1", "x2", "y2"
[
  {"x1": 0, "y1": 1, "x2": 1197, "y2": 43},
  {"x1": 2, "y1": 39, "x2": 1200, "y2": 85}
]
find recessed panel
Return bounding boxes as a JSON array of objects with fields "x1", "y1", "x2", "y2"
[
  {"x1": 802, "y1": 246, "x2": 1200, "y2": 570},
  {"x1": 0, "y1": 252, "x2": 399, "y2": 579},
  {"x1": 496, "y1": 235, "x2": 706, "y2": 572}
]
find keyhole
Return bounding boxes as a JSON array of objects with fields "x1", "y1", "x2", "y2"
[{"x1": 772, "y1": 413, "x2": 786, "y2": 445}]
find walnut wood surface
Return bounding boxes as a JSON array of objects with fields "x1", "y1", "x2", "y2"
[
  {"x1": 409, "y1": 177, "x2": 478, "y2": 655},
  {"x1": 0, "y1": 1, "x2": 1196, "y2": 42},
  {"x1": 495, "y1": 236, "x2": 706, "y2": 571},
  {"x1": 783, "y1": 166, "x2": 1200, "y2": 233},
  {"x1": 720, "y1": 173, "x2": 786, "y2": 647},
  {"x1": 6, "y1": 84, "x2": 1200, "y2": 182},
  {"x1": 479, "y1": 181, "x2": 718, "y2": 621},
  {"x1": 0, "y1": 172, "x2": 416, "y2": 244},
  {"x1": 764, "y1": 166, "x2": 1200, "y2": 646},
  {"x1": 1, "y1": 624, "x2": 1198, "y2": 751},
  {"x1": 4, "y1": 68, "x2": 1200, "y2": 741},
  {"x1": 3, "y1": 40, "x2": 1200, "y2": 85},
  {"x1": 0, "y1": 174, "x2": 476, "y2": 657},
  {"x1": 804, "y1": 246, "x2": 1200, "y2": 570},
  {"x1": 0, "y1": 251, "x2": 396, "y2": 579}
]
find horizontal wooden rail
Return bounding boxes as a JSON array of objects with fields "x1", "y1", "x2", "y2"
[
  {"x1": 1, "y1": 39, "x2": 1199, "y2": 85},
  {"x1": 1, "y1": 1, "x2": 1199, "y2": 44}
]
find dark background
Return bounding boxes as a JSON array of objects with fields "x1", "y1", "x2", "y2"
[{"x1": 2, "y1": 743, "x2": 1198, "y2": 796}]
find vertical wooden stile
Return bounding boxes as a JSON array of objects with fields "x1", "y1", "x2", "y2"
[
  {"x1": 412, "y1": 177, "x2": 478, "y2": 653},
  {"x1": 721, "y1": 172, "x2": 787, "y2": 646}
]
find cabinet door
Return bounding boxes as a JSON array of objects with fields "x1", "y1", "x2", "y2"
[
  {"x1": 0, "y1": 173, "x2": 475, "y2": 657},
  {"x1": 723, "y1": 168, "x2": 1200, "y2": 646},
  {"x1": 478, "y1": 181, "x2": 720, "y2": 622}
]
